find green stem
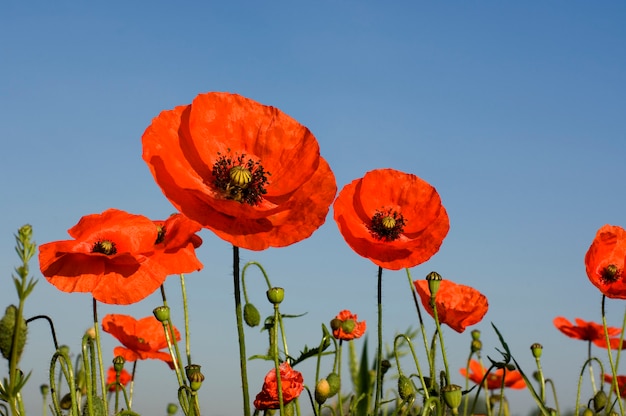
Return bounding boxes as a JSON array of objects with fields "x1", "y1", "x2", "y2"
[
  {"x1": 91, "y1": 298, "x2": 108, "y2": 416},
  {"x1": 179, "y1": 274, "x2": 192, "y2": 366},
  {"x1": 430, "y1": 298, "x2": 450, "y2": 386},
  {"x1": 272, "y1": 305, "x2": 285, "y2": 415},
  {"x1": 602, "y1": 295, "x2": 625, "y2": 416},
  {"x1": 233, "y1": 246, "x2": 251, "y2": 416},
  {"x1": 405, "y1": 269, "x2": 432, "y2": 369},
  {"x1": 337, "y1": 341, "x2": 344, "y2": 416},
  {"x1": 374, "y1": 266, "x2": 384, "y2": 416}
]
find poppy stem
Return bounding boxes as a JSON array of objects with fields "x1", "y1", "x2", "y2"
[
  {"x1": 405, "y1": 269, "x2": 432, "y2": 375},
  {"x1": 373, "y1": 266, "x2": 384, "y2": 416},
  {"x1": 179, "y1": 274, "x2": 192, "y2": 366},
  {"x1": 233, "y1": 245, "x2": 251, "y2": 416},
  {"x1": 91, "y1": 298, "x2": 108, "y2": 415},
  {"x1": 602, "y1": 295, "x2": 625, "y2": 416}
]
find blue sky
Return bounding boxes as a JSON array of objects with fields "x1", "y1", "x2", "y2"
[{"x1": 1, "y1": 2, "x2": 625, "y2": 415}]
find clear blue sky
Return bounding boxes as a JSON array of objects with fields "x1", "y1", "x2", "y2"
[{"x1": 1, "y1": 2, "x2": 625, "y2": 415}]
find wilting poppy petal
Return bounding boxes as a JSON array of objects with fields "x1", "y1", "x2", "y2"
[
  {"x1": 460, "y1": 359, "x2": 526, "y2": 390},
  {"x1": 142, "y1": 92, "x2": 337, "y2": 250},
  {"x1": 553, "y1": 317, "x2": 620, "y2": 343},
  {"x1": 414, "y1": 279, "x2": 488, "y2": 333},
  {"x1": 333, "y1": 168, "x2": 449, "y2": 270},
  {"x1": 585, "y1": 225, "x2": 626, "y2": 299}
]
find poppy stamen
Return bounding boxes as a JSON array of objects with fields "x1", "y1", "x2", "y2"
[
  {"x1": 155, "y1": 225, "x2": 166, "y2": 244},
  {"x1": 600, "y1": 264, "x2": 621, "y2": 284},
  {"x1": 212, "y1": 152, "x2": 270, "y2": 205},
  {"x1": 92, "y1": 240, "x2": 117, "y2": 255},
  {"x1": 369, "y1": 208, "x2": 406, "y2": 241}
]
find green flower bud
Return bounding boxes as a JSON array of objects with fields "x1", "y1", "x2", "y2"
[
  {"x1": 471, "y1": 339, "x2": 482, "y2": 353},
  {"x1": 266, "y1": 287, "x2": 285, "y2": 304},
  {"x1": 243, "y1": 303, "x2": 261, "y2": 327},
  {"x1": 330, "y1": 318, "x2": 342, "y2": 331},
  {"x1": 471, "y1": 329, "x2": 481, "y2": 341},
  {"x1": 582, "y1": 408, "x2": 594, "y2": 416},
  {"x1": 326, "y1": 372, "x2": 341, "y2": 397},
  {"x1": 594, "y1": 390, "x2": 608, "y2": 412},
  {"x1": 315, "y1": 379, "x2": 331, "y2": 404},
  {"x1": 82, "y1": 396, "x2": 106, "y2": 416},
  {"x1": 153, "y1": 306, "x2": 170, "y2": 322},
  {"x1": 341, "y1": 319, "x2": 356, "y2": 334},
  {"x1": 40, "y1": 384, "x2": 49, "y2": 397},
  {"x1": 113, "y1": 355, "x2": 125, "y2": 372},
  {"x1": 166, "y1": 403, "x2": 178, "y2": 415},
  {"x1": 0, "y1": 305, "x2": 28, "y2": 361},
  {"x1": 398, "y1": 375, "x2": 414, "y2": 401}
]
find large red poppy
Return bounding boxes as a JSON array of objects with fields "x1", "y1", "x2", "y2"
[
  {"x1": 333, "y1": 168, "x2": 449, "y2": 270},
  {"x1": 142, "y1": 92, "x2": 337, "y2": 251},
  {"x1": 39, "y1": 209, "x2": 203, "y2": 305},
  {"x1": 414, "y1": 279, "x2": 488, "y2": 333},
  {"x1": 459, "y1": 359, "x2": 525, "y2": 390},
  {"x1": 553, "y1": 317, "x2": 620, "y2": 343},
  {"x1": 253, "y1": 362, "x2": 304, "y2": 410},
  {"x1": 102, "y1": 314, "x2": 181, "y2": 369},
  {"x1": 330, "y1": 310, "x2": 366, "y2": 341},
  {"x1": 585, "y1": 225, "x2": 626, "y2": 299}
]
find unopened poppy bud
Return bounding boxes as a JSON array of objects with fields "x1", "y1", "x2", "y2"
[
  {"x1": 505, "y1": 363, "x2": 516, "y2": 371},
  {"x1": 58, "y1": 345, "x2": 70, "y2": 356},
  {"x1": 594, "y1": 390, "x2": 608, "y2": 412},
  {"x1": 85, "y1": 327, "x2": 96, "y2": 340},
  {"x1": 185, "y1": 364, "x2": 205, "y2": 391},
  {"x1": 0, "y1": 305, "x2": 28, "y2": 361},
  {"x1": 442, "y1": 384, "x2": 463, "y2": 412},
  {"x1": 398, "y1": 375, "x2": 414, "y2": 401},
  {"x1": 153, "y1": 306, "x2": 170, "y2": 322},
  {"x1": 532, "y1": 371, "x2": 541, "y2": 382},
  {"x1": 40, "y1": 384, "x2": 49, "y2": 396},
  {"x1": 530, "y1": 343, "x2": 543, "y2": 358},
  {"x1": 326, "y1": 372, "x2": 341, "y2": 397},
  {"x1": 330, "y1": 318, "x2": 342, "y2": 331},
  {"x1": 60, "y1": 392, "x2": 72, "y2": 410},
  {"x1": 381, "y1": 359, "x2": 391, "y2": 375},
  {"x1": 113, "y1": 355, "x2": 125, "y2": 372},
  {"x1": 315, "y1": 378, "x2": 331, "y2": 404},
  {"x1": 166, "y1": 403, "x2": 178, "y2": 415},
  {"x1": 266, "y1": 287, "x2": 284, "y2": 304},
  {"x1": 471, "y1": 339, "x2": 482, "y2": 353},
  {"x1": 471, "y1": 329, "x2": 481, "y2": 341},
  {"x1": 582, "y1": 408, "x2": 594, "y2": 416},
  {"x1": 426, "y1": 271, "x2": 442, "y2": 297},
  {"x1": 243, "y1": 303, "x2": 261, "y2": 327},
  {"x1": 342, "y1": 319, "x2": 356, "y2": 334}
]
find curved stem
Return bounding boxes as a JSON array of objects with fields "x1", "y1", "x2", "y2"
[{"x1": 26, "y1": 315, "x2": 59, "y2": 351}]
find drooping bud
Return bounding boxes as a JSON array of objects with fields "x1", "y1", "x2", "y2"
[
  {"x1": 398, "y1": 375, "x2": 414, "y2": 401},
  {"x1": 593, "y1": 390, "x2": 608, "y2": 412},
  {"x1": 315, "y1": 379, "x2": 331, "y2": 404},
  {"x1": 326, "y1": 372, "x2": 341, "y2": 397},
  {"x1": 266, "y1": 287, "x2": 285, "y2": 305},
  {"x1": 0, "y1": 305, "x2": 28, "y2": 361},
  {"x1": 243, "y1": 303, "x2": 261, "y2": 327},
  {"x1": 381, "y1": 359, "x2": 391, "y2": 376}
]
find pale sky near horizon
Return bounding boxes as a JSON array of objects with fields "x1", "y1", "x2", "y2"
[{"x1": 1, "y1": 2, "x2": 625, "y2": 415}]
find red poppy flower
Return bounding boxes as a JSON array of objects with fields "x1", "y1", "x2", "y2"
[
  {"x1": 333, "y1": 168, "x2": 449, "y2": 270},
  {"x1": 460, "y1": 359, "x2": 526, "y2": 390},
  {"x1": 594, "y1": 337, "x2": 626, "y2": 350},
  {"x1": 585, "y1": 225, "x2": 626, "y2": 299},
  {"x1": 254, "y1": 362, "x2": 304, "y2": 410},
  {"x1": 414, "y1": 279, "x2": 488, "y2": 333},
  {"x1": 142, "y1": 92, "x2": 337, "y2": 251},
  {"x1": 106, "y1": 366, "x2": 132, "y2": 392},
  {"x1": 605, "y1": 374, "x2": 626, "y2": 398},
  {"x1": 102, "y1": 314, "x2": 181, "y2": 369},
  {"x1": 148, "y1": 213, "x2": 203, "y2": 275},
  {"x1": 553, "y1": 317, "x2": 620, "y2": 343},
  {"x1": 330, "y1": 310, "x2": 366, "y2": 341},
  {"x1": 39, "y1": 209, "x2": 203, "y2": 305}
]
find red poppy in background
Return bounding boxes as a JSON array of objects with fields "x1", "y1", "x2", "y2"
[
  {"x1": 460, "y1": 359, "x2": 525, "y2": 390},
  {"x1": 142, "y1": 92, "x2": 337, "y2": 251},
  {"x1": 333, "y1": 168, "x2": 449, "y2": 270},
  {"x1": 594, "y1": 337, "x2": 626, "y2": 350},
  {"x1": 102, "y1": 314, "x2": 181, "y2": 369},
  {"x1": 414, "y1": 279, "x2": 488, "y2": 333},
  {"x1": 254, "y1": 362, "x2": 304, "y2": 410},
  {"x1": 553, "y1": 317, "x2": 620, "y2": 343},
  {"x1": 330, "y1": 310, "x2": 367, "y2": 341},
  {"x1": 39, "y1": 209, "x2": 164, "y2": 305},
  {"x1": 106, "y1": 366, "x2": 132, "y2": 392},
  {"x1": 149, "y1": 213, "x2": 203, "y2": 275},
  {"x1": 585, "y1": 224, "x2": 626, "y2": 299},
  {"x1": 604, "y1": 374, "x2": 626, "y2": 398}
]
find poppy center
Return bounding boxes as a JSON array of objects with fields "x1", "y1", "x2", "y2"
[
  {"x1": 155, "y1": 225, "x2": 166, "y2": 244},
  {"x1": 600, "y1": 264, "x2": 621, "y2": 284},
  {"x1": 212, "y1": 152, "x2": 270, "y2": 205},
  {"x1": 369, "y1": 208, "x2": 406, "y2": 241},
  {"x1": 92, "y1": 240, "x2": 117, "y2": 255}
]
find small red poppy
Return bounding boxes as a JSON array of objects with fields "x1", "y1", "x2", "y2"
[
  {"x1": 585, "y1": 225, "x2": 626, "y2": 299},
  {"x1": 102, "y1": 314, "x2": 181, "y2": 369},
  {"x1": 253, "y1": 362, "x2": 304, "y2": 410},
  {"x1": 460, "y1": 359, "x2": 525, "y2": 390},
  {"x1": 106, "y1": 366, "x2": 132, "y2": 392},
  {"x1": 142, "y1": 92, "x2": 337, "y2": 251},
  {"x1": 553, "y1": 317, "x2": 620, "y2": 343},
  {"x1": 330, "y1": 310, "x2": 366, "y2": 341},
  {"x1": 333, "y1": 168, "x2": 449, "y2": 270},
  {"x1": 414, "y1": 279, "x2": 488, "y2": 333}
]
